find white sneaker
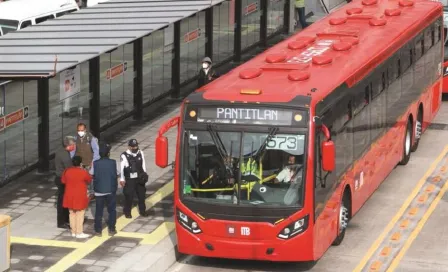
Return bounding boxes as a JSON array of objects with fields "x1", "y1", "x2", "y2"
[
  {"x1": 71, "y1": 233, "x2": 76, "y2": 238},
  {"x1": 76, "y1": 233, "x2": 90, "y2": 239}
]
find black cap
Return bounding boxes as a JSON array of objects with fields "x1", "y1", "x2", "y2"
[
  {"x1": 128, "y1": 139, "x2": 138, "y2": 147},
  {"x1": 99, "y1": 142, "x2": 111, "y2": 156}
]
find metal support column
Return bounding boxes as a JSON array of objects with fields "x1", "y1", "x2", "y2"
[
  {"x1": 37, "y1": 78, "x2": 49, "y2": 173},
  {"x1": 284, "y1": 0, "x2": 293, "y2": 34},
  {"x1": 205, "y1": 7, "x2": 214, "y2": 59},
  {"x1": 89, "y1": 57, "x2": 100, "y2": 137},
  {"x1": 260, "y1": 0, "x2": 268, "y2": 47},
  {"x1": 234, "y1": 0, "x2": 242, "y2": 62},
  {"x1": 133, "y1": 38, "x2": 143, "y2": 120},
  {"x1": 171, "y1": 21, "x2": 181, "y2": 98}
]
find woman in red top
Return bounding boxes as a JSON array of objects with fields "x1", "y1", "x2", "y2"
[{"x1": 62, "y1": 155, "x2": 92, "y2": 238}]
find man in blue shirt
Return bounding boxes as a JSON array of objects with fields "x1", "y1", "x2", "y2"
[{"x1": 92, "y1": 142, "x2": 118, "y2": 236}]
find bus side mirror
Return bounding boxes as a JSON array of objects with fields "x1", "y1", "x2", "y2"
[
  {"x1": 155, "y1": 136, "x2": 168, "y2": 168},
  {"x1": 321, "y1": 140, "x2": 335, "y2": 172}
]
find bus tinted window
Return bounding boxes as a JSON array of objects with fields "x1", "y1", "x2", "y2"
[{"x1": 0, "y1": 19, "x2": 19, "y2": 35}]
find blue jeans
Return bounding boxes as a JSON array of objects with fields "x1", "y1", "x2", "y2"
[{"x1": 94, "y1": 193, "x2": 117, "y2": 233}]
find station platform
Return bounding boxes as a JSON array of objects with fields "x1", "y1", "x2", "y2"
[{"x1": 2, "y1": 100, "x2": 180, "y2": 272}]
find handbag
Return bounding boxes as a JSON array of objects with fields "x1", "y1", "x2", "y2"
[{"x1": 138, "y1": 172, "x2": 149, "y2": 185}]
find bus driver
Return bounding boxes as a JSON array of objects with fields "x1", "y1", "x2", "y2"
[{"x1": 274, "y1": 155, "x2": 300, "y2": 184}]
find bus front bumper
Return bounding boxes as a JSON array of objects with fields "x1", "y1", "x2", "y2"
[{"x1": 176, "y1": 226, "x2": 315, "y2": 262}]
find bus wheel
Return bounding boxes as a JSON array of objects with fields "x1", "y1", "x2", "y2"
[
  {"x1": 332, "y1": 194, "x2": 350, "y2": 246},
  {"x1": 411, "y1": 108, "x2": 423, "y2": 152},
  {"x1": 399, "y1": 119, "x2": 412, "y2": 165}
]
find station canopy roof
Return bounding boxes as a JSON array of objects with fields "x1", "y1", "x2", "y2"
[{"x1": 0, "y1": 0, "x2": 224, "y2": 78}]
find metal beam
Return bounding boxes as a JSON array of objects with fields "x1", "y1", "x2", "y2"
[
  {"x1": 234, "y1": 0, "x2": 242, "y2": 62},
  {"x1": 133, "y1": 38, "x2": 143, "y2": 120},
  {"x1": 89, "y1": 57, "x2": 100, "y2": 138},
  {"x1": 37, "y1": 78, "x2": 49, "y2": 173},
  {"x1": 205, "y1": 6, "x2": 214, "y2": 59},
  {"x1": 260, "y1": 0, "x2": 268, "y2": 47},
  {"x1": 171, "y1": 21, "x2": 181, "y2": 98}
]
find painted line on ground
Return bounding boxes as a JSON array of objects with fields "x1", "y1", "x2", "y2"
[
  {"x1": 11, "y1": 237, "x2": 84, "y2": 249},
  {"x1": 353, "y1": 145, "x2": 448, "y2": 272},
  {"x1": 45, "y1": 179, "x2": 174, "y2": 272},
  {"x1": 115, "y1": 222, "x2": 176, "y2": 245}
]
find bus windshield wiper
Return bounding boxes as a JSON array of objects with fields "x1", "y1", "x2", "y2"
[
  {"x1": 253, "y1": 126, "x2": 279, "y2": 160},
  {"x1": 207, "y1": 124, "x2": 229, "y2": 165}
]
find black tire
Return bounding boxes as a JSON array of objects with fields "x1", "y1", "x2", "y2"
[
  {"x1": 332, "y1": 192, "x2": 350, "y2": 246},
  {"x1": 411, "y1": 109, "x2": 423, "y2": 152},
  {"x1": 399, "y1": 119, "x2": 412, "y2": 165}
]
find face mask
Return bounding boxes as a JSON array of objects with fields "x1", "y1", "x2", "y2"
[
  {"x1": 78, "y1": 131, "x2": 85, "y2": 137},
  {"x1": 202, "y1": 63, "x2": 209, "y2": 69},
  {"x1": 131, "y1": 148, "x2": 139, "y2": 154},
  {"x1": 66, "y1": 145, "x2": 75, "y2": 152}
]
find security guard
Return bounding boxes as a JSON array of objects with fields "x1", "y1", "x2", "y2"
[{"x1": 119, "y1": 139, "x2": 149, "y2": 218}]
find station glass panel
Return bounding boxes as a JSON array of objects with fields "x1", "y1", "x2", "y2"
[
  {"x1": 213, "y1": 0, "x2": 235, "y2": 64},
  {"x1": 49, "y1": 62, "x2": 90, "y2": 154},
  {"x1": 100, "y1": 45, "x2": 134, "y2": 127},
  {"x1": 180, "y1": 11, "x2": 207, "y2": 84},
  {"x1": 267, "y1": 0, "x2": 284, "y2": 37},
  {"x1": 241, "y1": 0, "x2": 261, "y2": 50},
  {"x1": 142, "y1": 28, "x2": 173, "y2": 103}
]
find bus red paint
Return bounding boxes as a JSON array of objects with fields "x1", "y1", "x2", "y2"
[{"x1": 155, "y1": 0, "x2": 444, "y2": 262}]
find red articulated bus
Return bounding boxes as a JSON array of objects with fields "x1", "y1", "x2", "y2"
[{"x1": 155, "y1": 0, "x2": 444, "y2": 262}]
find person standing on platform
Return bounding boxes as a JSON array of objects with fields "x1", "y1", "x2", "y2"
[
  {"x1": 295, "y1": 0, "x2": 308, "y2": 29},
  {"x1": 72, "y1": 123, "x2": 100, "y2": 200},
  {"x1": 62, "y1": 156, "x2": 92, "y2": 238},
  {"x1": 54, "y1": 136, "x2": 75, "y2": 229},
  {"x1": 119, "y1": 139, "x2": 149, "y2": 219},
  {"x1": 197, "y1": 57, "x2": 218, "y2": 88},
  {"x1": 92, "y1": 143, "x2": 118, "y2": 236}
]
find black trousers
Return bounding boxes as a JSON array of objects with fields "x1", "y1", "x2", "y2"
[
  {"x1": 56, "y1": 178, "x2": 69, "y2": 226},
  {"x1": 123, "y1": 178, "x2": 146, "y2": 215}
]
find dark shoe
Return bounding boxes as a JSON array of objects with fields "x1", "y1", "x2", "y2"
[
  {"x1": 139, "y1": 212, "x2": 149, "y2": 217},
  {"x1": 125, "y1": 214, "x2": 132, "y2": 219},
  {"x1": 109, "y1": 229, "x2": 117, "y2": 236},
  {"x1": 58, "y1": 223, "x2": 70, "y2": 229},
  {"x1": 95, "y1": 232, "x2": 102, "y2": 237}
]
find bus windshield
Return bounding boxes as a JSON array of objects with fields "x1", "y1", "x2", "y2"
[
  {"x1": 0, "y1": 19, "x2": 19, "y2": 36},
  {"x1": 181, "y1": 128, "x2": 306, "y2": 207}
]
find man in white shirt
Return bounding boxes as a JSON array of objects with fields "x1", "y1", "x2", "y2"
[
  {"x1": 119, "y1": 139, "x2": 149, "y2": 218},
  {"x1": 274, "y1": 155, "x2": 299, "y2": 183}
]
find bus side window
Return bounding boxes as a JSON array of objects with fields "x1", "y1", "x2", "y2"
[
  {"x1": 352, "y1": 83, "x2": 371, "y2": 159},
  {"x1": 35, "y1": 15, "x2": 55, "y2": 24},
  {"x1": 19, "y1": 20, "x2": 32, "y2": 29},
  {"x1": 370, "y1": 72, "x2": 386, "y2": 141},
  {"x1": 332, "y1": 101, "x2": 354, "y2": 178}
]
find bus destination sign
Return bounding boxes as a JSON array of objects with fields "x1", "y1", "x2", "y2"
[{"x1": 196, "y1": 107, "x2": 295, "y2": 126}]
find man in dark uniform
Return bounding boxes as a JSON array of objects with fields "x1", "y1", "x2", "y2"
[
  {"x1": 119, "y1": 139, "x2": 149, "y2": 218},
  {"x1": 197, "y1": 57, "x2": 219, "y2": 88},
  {"x1": 54, "y1": 136, "x2": 75, "y2": 229}
]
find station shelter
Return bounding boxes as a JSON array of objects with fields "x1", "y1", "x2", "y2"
[{"x1": 0, "y1": 0, "x2": 292, "y2": 184}]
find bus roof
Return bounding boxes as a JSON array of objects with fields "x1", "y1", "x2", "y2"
[
  {"x1": 197, "y1": 0, "x2": 443, "y2": 107},
  {"x1": 0, "y1": 0, "x2": 78, "y2": 21}
]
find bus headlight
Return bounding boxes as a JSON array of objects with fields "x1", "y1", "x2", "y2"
[
  {"x1": 177, "y1": 208, "x2": 202, "y2": 234},
  {"x1": 277, "y1": 215, "x2": 309, "y2": 240}
]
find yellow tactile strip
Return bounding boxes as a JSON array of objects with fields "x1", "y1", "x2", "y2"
[
  {"x1": 354, "y1": 146, "x2": 448, "y2": 272},
  {"x1": 10, "y1": 180, "x2": 174, "y2": 272}
]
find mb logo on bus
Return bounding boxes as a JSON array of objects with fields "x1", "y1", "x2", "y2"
[{"x1": 241, "y1": 227, "x2": 251, "y2": 236}]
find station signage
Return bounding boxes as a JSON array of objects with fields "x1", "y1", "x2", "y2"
[
  {"x1": 106, "y1": 62, "x2": 128, "y2": 80},
  {"x1": 245, "y1": 2, "x2": 258, "y2": 16},
  {"x1": 195, "y1": 107, "x2": 298, "y2": 126},
  {"x1": 0, "y1": 106, "x2": 29, "y2": 131},
  {"x1": 60, "y1": 66, "x2": 81, "y2": 101},
  {"x1": 184, "y1": 28, "x2": 201, "y2": 43}
]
